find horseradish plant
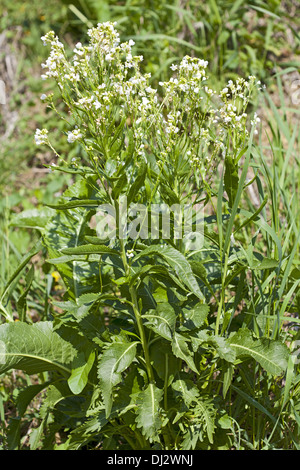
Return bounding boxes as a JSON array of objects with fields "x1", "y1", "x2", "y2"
[{"x1": 0, "y1": 22, "x2": 291, "y2": 450}]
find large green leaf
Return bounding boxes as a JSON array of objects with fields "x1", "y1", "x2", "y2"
[
  {"x1": 0, "y1": 321, "x2": 76, "y2": 375},
  {"x1": 228, "y1": 328, "x2": 289, "y2": 375},
  {"x1": 43, "y1": 177, "x2": 104, "y2": 300},
  {"x1": 143, "y1": 302, "x2": 176, "y2": 341},
  {"x1": 10, "y1": 207, "x2": 55, "y2": 231},
  {"x1": 134, "y1": 245, "x2": 203, "y2": 299},
  {"x1": 135, "y1": 383, "x2": 163, "y2": 441},
  {"x1": 98, "y1": 340, "x2": 138, "y2": 418},
  {"x1": 44, "y1": 209, "x2": 100, "y2": 300}
]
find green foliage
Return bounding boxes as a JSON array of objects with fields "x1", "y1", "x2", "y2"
[
  {"x1": 0, "y1": 0, "x2": 299, "y2": 451},
  {"x1": 0, "y1": 22, "x2": 299, "y2": 451}
]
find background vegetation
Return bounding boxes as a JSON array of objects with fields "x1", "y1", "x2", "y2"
[{"x1": 0, "y1": 0, "x2": 299, "y2": 449}]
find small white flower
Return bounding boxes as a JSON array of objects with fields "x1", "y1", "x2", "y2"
[
  {"x1": 126, "y1": 249, "x2": 135, "y2": 259},
  {"x1": 35, "y1": 128, "x2": 48, "y2": 146},
  {"x1": 94, "y1": 99, "x2": 102, "y2": 110},
  {"x1": 40, "y1": 94, "x2": 47, "y2": 100},
  {"x1": 67, "y1": 129, "x2": 82, "y2": 143}
]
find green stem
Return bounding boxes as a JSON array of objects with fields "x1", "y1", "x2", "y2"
[
  {"x1": 119, "y1": 238, "x2": 155, "y2": 384},
  {"x1": 129, "y1": 284, "x2": 155, "y2": 383},
  {"x1": 215, "y1": 243, "x2": 230, "y2": 336}
]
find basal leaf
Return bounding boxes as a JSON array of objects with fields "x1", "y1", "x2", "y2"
[{"x1": 0, "y1": 321, "x2": 76, "y2": 375}]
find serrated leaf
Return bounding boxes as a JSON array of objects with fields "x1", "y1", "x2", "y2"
[
  {"x1": 252, "y1": 258, "x2": 279, "y2": 270},
  {"x1": 172, "y1": 378, "x2": 200, "y2": 406},
  {"x1": 44, "y1": 210, "x2": 101, "y2": 300},
  {"x1": 10, "y1": 207, "x2": 55, "y2": 231},
  {"x1": 191, "y1": 330, "x2": 236, "y2": 363},
  {"x1": 135, "y1": 384, "x2": 163, "y2": 441},
  {"x1": 143, "y1": 303, "x2": 176, "y2": 341},
  {"x1": 229, "y1": 328, "x2": 288, "y2": 375},
  {"x1": 172, "y1": 333, "x2": 198, "y2": 374},
  {"x1": 98, "y1": 341, "x2": 138, "y2": 418},
  {"x1": 0, "y1": 322, "x2": 76, "y2": 375},
  {"x1": 181, "y1": 397, "x2": 216, "y2": 447},
  {"x1": 134, "y1": 245, "x2": 203, "y2": 299},
  {"x1": 182, "y1": 304, "x2": 209, "y2": 329}
]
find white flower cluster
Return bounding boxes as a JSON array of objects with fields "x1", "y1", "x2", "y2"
[
  {"x1": 34, "y1": 128, "x2": 49, "y2": 146},
  {"x1": 40, "y1": 31, "x2": 65, "y2": 80},
  {"x1": 67, "y1": 129, "x2": 83, "y2": 143},
  {"x1": 214, "y1": 75, "x2": 261, "y2": 135},
  {"x1": 36, "y1": 22, "x2": 261, "y2": 184},
  {"x1": 159, "y1": 56, "x2": 209, "y2": 105}
]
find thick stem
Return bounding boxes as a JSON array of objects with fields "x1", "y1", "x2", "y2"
[
  {"x1": 129, "y1": 284, "x2": 155, "y2": 383},
  {"x1": 119, "y1": 238, "x2": 155, "y2": 384}
]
